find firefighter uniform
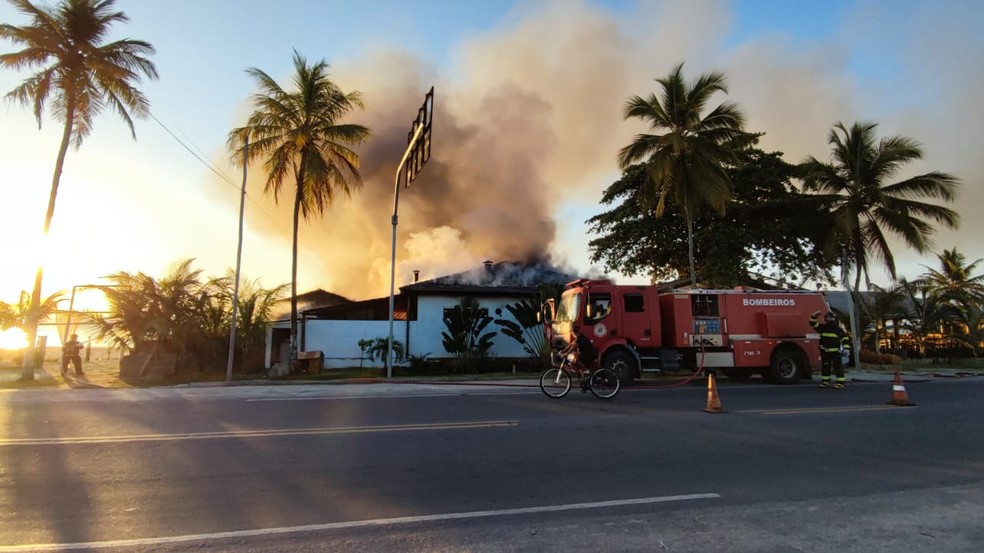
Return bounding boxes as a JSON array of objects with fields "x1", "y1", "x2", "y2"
[{"x1": 810, "y1": 311, "x2": 849, "y2": 389}]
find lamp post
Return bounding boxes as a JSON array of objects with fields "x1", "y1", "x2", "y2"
[{"x1": 386, "y1": 87, "x2": 434, "y2": 379}]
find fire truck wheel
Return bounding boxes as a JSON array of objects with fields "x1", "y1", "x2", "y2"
[
  {"x1": 602, "y1": 350, "x2": 637, "y2": 386},
  {"x1": 768, "y1": 348, "x2": 806, "y2": 384}
]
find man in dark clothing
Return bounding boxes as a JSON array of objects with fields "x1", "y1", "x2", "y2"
[
  {"x1": 810, "y1": 311, "x2": 849, "y2": 389},
  {"x1": 561, "y1": 324, "x2": 598, "y2": 375},
  {"x1": 61, "y1": 333, "x2": 85, "y2": 376}
]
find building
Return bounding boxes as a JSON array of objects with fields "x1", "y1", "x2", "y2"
[{"x1": 265, "y1": 261, "x2": 577, "y2": 370}]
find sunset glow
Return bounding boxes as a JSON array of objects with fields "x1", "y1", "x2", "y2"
[{"x1": 0, "y1": 327, "x2": 27, "y2": 350}]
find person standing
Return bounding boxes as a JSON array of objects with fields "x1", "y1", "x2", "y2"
[
  {"x1": 61, "y1": 333, "x2": 85, "y2": 376},
  {"x1": 810, "y1": 311, "x2": 849, "y2": 389}
]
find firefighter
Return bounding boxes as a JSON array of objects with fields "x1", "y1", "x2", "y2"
[
  {"x1": 61, "y1": 333, "x2": 85, "y2": 376},
  {"x1": 810, "y1": 311, "x2": 849, "y2": 389}
]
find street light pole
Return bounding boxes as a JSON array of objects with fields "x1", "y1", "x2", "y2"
[
  {"x1": 386, "y1": 87, "x2": 434, "y2": 379},
  {"x1": 387, "y1": 123, "x2": 426, "y2": 379}
]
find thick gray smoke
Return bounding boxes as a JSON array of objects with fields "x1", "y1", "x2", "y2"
[{"x1": 223, "y1": 0, "x2": 982, "y2": 299}]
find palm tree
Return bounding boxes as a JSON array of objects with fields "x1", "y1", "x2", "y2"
[
  {"x1": 90, "y1": 259, "x2": 205, "y2": 354},
  {"x1": 800, "y1": 122, "x2": 960, "y2": 292},
  {"x1": 920, "y1": 248, "x2": 984, "y2": 308},
  {"x1": 1, "y1": 0, "x2": 157, "y2": 379},
  {"x1": 227, "y1": 50, "x2": 370, "y2": 372},
  {"x1": 617, "y1": 62, "x2": 750, "y2": 286}
]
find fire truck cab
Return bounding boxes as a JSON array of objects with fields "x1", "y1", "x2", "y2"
[{"x1": 542, "y1": 279, "x2": 831, "y2": 385}]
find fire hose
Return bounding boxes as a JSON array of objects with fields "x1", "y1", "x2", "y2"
[{"x1": 629, "y1": 338, "x2": 710, "y2": 390}]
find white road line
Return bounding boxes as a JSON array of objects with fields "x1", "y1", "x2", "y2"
[
  {"x1": 0, "y1": 493, "x2": 721, "y2": 552},
  {"x1": 0, "y1": 420, "x2": 518, "y2": 446},
  {"x1": 740, "y1": 405, "x2": 914, "y2": 415}
]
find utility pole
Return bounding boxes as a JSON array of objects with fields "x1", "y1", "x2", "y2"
[
  {"x1": 227, "y1": 137, "x2": 249, "y2": 382},
  {"x1": 387, "y1": 87, "x2": 434, "y2": 379}
]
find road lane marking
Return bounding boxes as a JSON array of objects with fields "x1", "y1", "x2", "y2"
[
  {"x1": 740, "y1": 405, "x2": 915, "y2": 415},
  {"x1": 0, "y1": 420, "x2": 518, "y2": 446},
  {"x1": 0, "y1": 493, "x2": 720, "y2": 552}
]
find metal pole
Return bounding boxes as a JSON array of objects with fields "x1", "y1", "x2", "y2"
[
  {"x1": 841, "y1": 248, "x2": 862, "y2": 369},
  {"x1": 226, "y1": 137, "x2": 249, "y2": 382},
  {"x1": 61, "y1": 285, "x2": 78, "y2": 369},
  {"x1": 63, "y1": 285, "x2": 78, "y2": 346},
  {"x1": 387, "y1": 125, "x2": 426, "y2": 379}
]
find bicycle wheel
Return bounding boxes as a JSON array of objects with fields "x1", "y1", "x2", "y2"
[
  {"x1": 539, "y1": 368, "x2": 572, "y2": 399},
  {"x1": 589, "y1": 368, "x2": 620, "y2": 399}
]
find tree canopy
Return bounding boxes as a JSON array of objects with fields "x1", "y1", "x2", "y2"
[{"x1": 590, "y1": 147, "x2": 836, "y2": 287}]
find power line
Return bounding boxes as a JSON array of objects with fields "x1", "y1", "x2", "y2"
[{"x1": 145, "y1": 112, "x2": 332, "y2": 278}]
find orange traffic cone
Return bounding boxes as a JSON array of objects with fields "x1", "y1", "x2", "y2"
[
  {"x1": 704, "y1": 372, "x2": 724, "y2": 413},
  {"x1": 886, "y1": 370, "x2": 915, "y2": 407}
]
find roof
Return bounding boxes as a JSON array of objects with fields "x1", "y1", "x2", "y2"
[
  {"x1": 272, "y1": 288, "x2": 352, "y2": 320},
  {"x1": 401, "y1": 261, "x2": 579, "y2": 295}
]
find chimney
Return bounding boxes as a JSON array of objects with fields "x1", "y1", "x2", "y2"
[
  {"x1": 483, "y1": 260, "x2": 494, "y2": 272},
  {"x1": 413, "y1": 270, "x2": 420, "y2": 283}
]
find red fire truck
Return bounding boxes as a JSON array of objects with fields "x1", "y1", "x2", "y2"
[{"x1": 541, "y1": 279, "x2": 832, "y2": 385}]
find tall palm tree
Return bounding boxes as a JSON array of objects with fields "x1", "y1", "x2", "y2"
[
  {"x1": 800, "y1": 121, "x2": 960, "y2": 292},
  {"x1": 227, "y1": 50, "x2": 370, "y2": 371},
  {"x1": 617, "y1": 62, "x2": 750, "y2": 286},
  {"x1": 1, "y1": 0, "x2": 157, "y2": 379}
]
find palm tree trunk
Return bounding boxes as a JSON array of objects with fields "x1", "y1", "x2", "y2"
[
  {"x1": 684, "y1": 201, "x2": 697, "y2": 287},
  {"x1": 21, "y1": 110, "x2": 74, "y2": 380},
  {"x1": 289, "y1": 185, "x2": 301, "y2": 374}
]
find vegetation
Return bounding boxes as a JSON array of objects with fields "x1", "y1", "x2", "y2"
[
  {"x1": 494, "y1": 298, "x2": 545, "y2": 360},
  {"x1": 227, "y1": 50, "x2": 370, "y2": 373},
  {"x1": 85, "y1": 259, "x2": 286, "y2": 374},
  {"x1": 800, "y1": 121, "x2": 960, "y2": 291},
  {"x1": 0, "y1": 290, "x2": 64, "y2": 331},
  {"x1": 590, "y1": 148, "x2": 836, "y2": 287},
  {"x1": 617, "y1": 62, "x2": 752, "y2": 286},
  {"x1": 0, "y1": 0, "x2": 158, "y2": 378},
  {"x1": 852, "y1": 248, "x2": 983, "y2": 359},
  {"x1": 441, "y1": 298, "x2": 497, "y2": 369},
  {"x1": 358, "y1": 337, "x2": 405, "y2": 365}
]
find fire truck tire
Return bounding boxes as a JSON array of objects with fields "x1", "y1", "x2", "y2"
[
  {"x1": 720, "y1": 368, "x2": 754, "y2": 381},
  {"x1": 768, "y1": 348, "x2": 806, "y2": 384},
  {"x1": 602, "y1": 350, "x2": 637, "y2": 386}
]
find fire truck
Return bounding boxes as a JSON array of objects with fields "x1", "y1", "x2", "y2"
[{"x1": 541, "y1": 279, "x2": 831, "y2": 385}]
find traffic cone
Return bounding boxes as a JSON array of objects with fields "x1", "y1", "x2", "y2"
[
  {"x1": 886, "y1": 370, "x2": 915, "y2": 407},
  {"x1": 704, "y1": 372, "x2": 724, "y2": 413}
]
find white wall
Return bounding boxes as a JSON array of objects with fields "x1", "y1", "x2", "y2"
[
  {"x1": 409, "y1": 295, "x2": 529, "y2": 359},
  {"x1": 265, "y1": 294, "x2": 535, "y2": 369},
  {"x1": 265, "y1": 320, "x2": 408, "y2": 370},
  {"x1": 305, "y1": 320, "x2": 408, "y2": 369}
]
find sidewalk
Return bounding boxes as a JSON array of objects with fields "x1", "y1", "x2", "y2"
[{"x1": 3, "y1": 358, "x2": 983, "y2": 392}]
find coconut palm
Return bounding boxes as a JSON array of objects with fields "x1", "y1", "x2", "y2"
[
  {"x1": 225, "y1": 275, "x2": 288, "y2": 372},
  {"x1": 227, "y1": 50, "x2": 370, "y2": 372},
  {"x1": 1, "y1": 0, "x2": 157, "y2": 378},
  {"x1": 90, "y1": 259, "x2": 205, "y2": 354},
  {"x1": 617, "y1": 62, "x2": 751, "y2": 286},
  {"x1": 800, "y1": 122, "x2": 959, "y2": 291},
  {"x1": 920, "y1": 248, "x2": 984, "y2": 308}
]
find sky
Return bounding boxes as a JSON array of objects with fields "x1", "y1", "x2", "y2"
[{"x1": 1, "y1": 0, "x2": 982, "y2": 344}]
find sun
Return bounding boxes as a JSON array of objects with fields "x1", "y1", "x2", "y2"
[{"x1": 0, "y1": 328, "x2": 28, "y2": 350}]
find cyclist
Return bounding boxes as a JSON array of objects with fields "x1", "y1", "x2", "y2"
[{"x1": 559, "y1": 324, "x2": 598, "y2": 377}]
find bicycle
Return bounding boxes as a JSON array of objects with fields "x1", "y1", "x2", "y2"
[{"x1": 539, "y1": 352, "x2": 620, "y2": 400}]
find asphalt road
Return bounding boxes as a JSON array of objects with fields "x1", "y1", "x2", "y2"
[{"x1": 1, "y1": 378, "x2": 983, "y2": 552}]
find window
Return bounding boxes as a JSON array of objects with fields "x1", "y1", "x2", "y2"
[
  {"x1": 691, "y1": 294, "x2": 719, "y2": 317},
  {"x1": 586, "y1": 292, "x2": 612, "y2": 322},
  {"x1": 623, "y1": 293, "x2": 644, "y2": 313}
]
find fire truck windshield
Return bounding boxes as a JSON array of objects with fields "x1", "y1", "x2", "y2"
[{"x1": 556, "y1": 292, "x2": 581, "y2": 323}]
